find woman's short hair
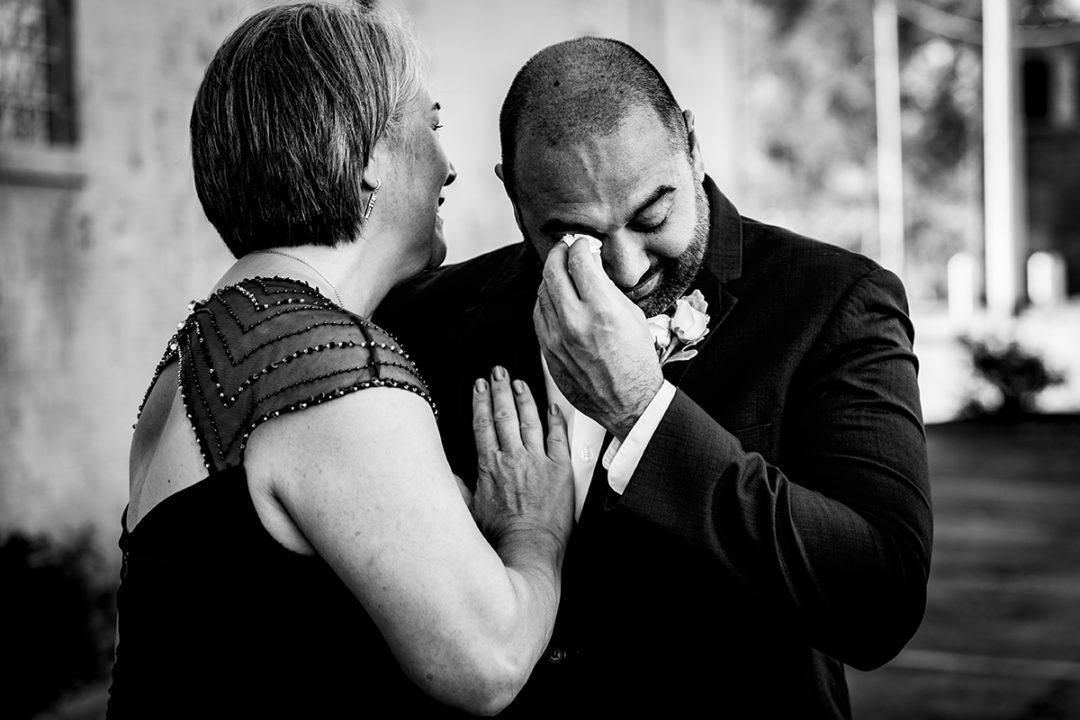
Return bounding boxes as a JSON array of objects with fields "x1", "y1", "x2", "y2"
[{"x1": 191, "y1": 1, "x2": 426, "y2": 257}]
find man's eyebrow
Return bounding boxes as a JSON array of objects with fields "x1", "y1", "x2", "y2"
[
  {"x1": 536, "y1": 185, "x2": 677, "y2": 237},
  {"x1": 631, "y1": 185, "x2": 676, "y2": 217},
  {"x1": 538, "y1": 217, "x2": 588, "y2": 237}
]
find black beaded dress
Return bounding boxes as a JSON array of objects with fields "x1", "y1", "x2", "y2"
[{"x1": 105, "y1": 277, "x2": 467, "y2": 719}]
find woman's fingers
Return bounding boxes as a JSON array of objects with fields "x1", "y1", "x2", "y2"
[
  {"x1": 545, "y1": 403, "x2": 570, "y2": 463},
  {"x1": 489, "y1": 366, "x2": 522, "y2": 451},
  {"x1": 511, "y1": 378, "x2": 544, "y2": 453},
  {"x1": 478, "y1": 367, "x2": 567, "y2": 459},
  {"x1": 472, "y1": 378, "x2": 498, "y2": 464}
]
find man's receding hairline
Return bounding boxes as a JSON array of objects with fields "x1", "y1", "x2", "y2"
[
  {"x1": 508, "y1": 100, "x2": 685, "y2": 189},
  {"x1": 500, "y1": 37, "x2": 688, "y2": 192}
]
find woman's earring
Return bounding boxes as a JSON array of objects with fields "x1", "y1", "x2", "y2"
[{"x1": 364, "y1": 178, "x2": 382, "y2": 219}]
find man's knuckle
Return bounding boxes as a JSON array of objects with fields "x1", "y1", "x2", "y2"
[{"x1": 542, "y1": 263, "x2": 559, "y2": 284}]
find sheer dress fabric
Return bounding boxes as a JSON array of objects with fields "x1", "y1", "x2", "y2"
[{"x1": 106, "y1": 278, "x2": 470, "y2": 719}]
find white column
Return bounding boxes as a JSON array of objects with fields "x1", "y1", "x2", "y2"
[
  {"x1": 983, "y1": 0, "x2": 1028, "y2": 316},
  {"x1": 874, "y1": 0, "x2": 905, "y2": 278},
  {"x1": 1051, "y1": 47, "x2": 1078, "y2": 128}
]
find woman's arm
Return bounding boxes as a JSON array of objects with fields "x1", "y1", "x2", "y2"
[{"x1": 247, "y1": 369, "x2": 572, "y2": 715}]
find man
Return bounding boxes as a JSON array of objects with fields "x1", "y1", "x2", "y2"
[{"x1": 378, "y1": 37, "x2": 932, "y2": 718}]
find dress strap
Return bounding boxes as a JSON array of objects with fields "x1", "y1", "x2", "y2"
[{"x1": 138, "y1": 277, "x2": 434, "y2": 474}]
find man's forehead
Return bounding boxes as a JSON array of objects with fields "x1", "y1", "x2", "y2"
[
  {"x1": 515, "y1": 136, "x2": 683, "y2": 221},
  {"x1": 523, "y1": 108, "x2": 675, "y2": 173}
]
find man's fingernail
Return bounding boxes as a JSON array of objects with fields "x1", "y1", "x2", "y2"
[
  {"x1": 492, "y1": 366, "x2": 506, "y2": 380},
  {"x1": 475, "y1": 379, "x2": 487, "y2": 393},
  {"x1": 549, "y1": 404, "x2": 560, "y2": 416},
  {"x1": 512, "y1": 380, "x2": 525, "y2": 394}
]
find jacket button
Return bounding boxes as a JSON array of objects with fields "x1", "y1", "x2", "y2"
[{"x1": 546, "y1": 646, "x2": 568, "y2": 664}]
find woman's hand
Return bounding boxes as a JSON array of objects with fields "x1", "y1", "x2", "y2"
[{"x1": 471, "y1": 366, "x2": 574, "y2": 549}]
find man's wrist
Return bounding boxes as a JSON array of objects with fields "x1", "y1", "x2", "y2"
[{"x1": 610, "y1": 375, "x2": 664, "y2": 441}]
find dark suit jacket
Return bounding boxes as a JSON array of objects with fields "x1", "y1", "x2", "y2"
[{"x1": 377, "y1": 177, "x2": 932, "y2": 719}]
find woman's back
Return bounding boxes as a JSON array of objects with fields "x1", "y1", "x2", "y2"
[{"x1": 107, "y1": 277, "x2": 457, "y2": 718}]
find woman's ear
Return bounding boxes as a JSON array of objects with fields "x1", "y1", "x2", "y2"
[{"x1": 361, "y1": 162, "x2": 382, "y2": 192}]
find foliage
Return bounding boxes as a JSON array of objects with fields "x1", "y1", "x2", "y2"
[
  {"x1": 747, "y1": 0, "x2": 984, "y2": 301},
  {"x1": 0, "y1": 528, "x2": 117, "y2": 720},
  {"x1": 957, "y1": 334, "x2": 1067, "y2": 417}
]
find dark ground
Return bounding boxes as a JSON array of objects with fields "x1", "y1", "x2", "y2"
[{"x1": 849, "y1": 415, "x2": 1080, "y2": 719}]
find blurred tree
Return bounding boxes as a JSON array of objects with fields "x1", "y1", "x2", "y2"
[
  {"x1": 741, "y1": 0, "x2": 879, "y2": 253},
  {"x1": 744, "y1": 0, "x2": 984, "y2": 301}
]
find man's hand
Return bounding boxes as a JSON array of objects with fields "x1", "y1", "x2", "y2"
[{"x1": 533, "y1": 237, "x2": 664, "y2": 440}]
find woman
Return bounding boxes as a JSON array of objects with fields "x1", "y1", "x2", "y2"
[{"x1": 106, "y1": 3, "x2": 573, "y2": 717}]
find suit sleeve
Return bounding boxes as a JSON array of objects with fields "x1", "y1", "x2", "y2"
[{"x1": 617, "y1": 267, "x2": 932, "y2": 670}]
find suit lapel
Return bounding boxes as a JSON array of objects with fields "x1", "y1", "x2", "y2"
[
  {"x1": 462, "y1": 298, "x2": 547, "y2": 411},
  {"x1": 661, "y1": 176, "x2": 744, "y2": 388},
  {"x1": 461, "y1": 244, "x2": 549, "y2": 420},
  {"x1": 661, "y1": 274, "x2": 739, "y2": 387}
]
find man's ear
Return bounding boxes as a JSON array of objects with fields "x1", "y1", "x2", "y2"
[
  {"x1": 495, "y1": 163, "x2": 526, "y2": 232},
  {"x1": 684, "y1": 109, "x2": 705, "y2": 183},
  {"x1": 508, "y1": 197, "x2": 525, "y2": 235}
]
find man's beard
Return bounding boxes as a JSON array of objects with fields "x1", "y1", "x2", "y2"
[{"x1": 633, "y1": 182, "x2": 710, "y2": 318}]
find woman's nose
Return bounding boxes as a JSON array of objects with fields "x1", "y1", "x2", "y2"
[{"x1": 445, "y1": 161, "x2": 458, "y2": 187}]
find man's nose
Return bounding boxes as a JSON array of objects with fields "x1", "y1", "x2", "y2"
[
  {"x1": 444, "y1": 161, "x2": 458, "y2": 187},
  {"x1": 600, "y1": 232, "x2": 652, "y2": 290}
]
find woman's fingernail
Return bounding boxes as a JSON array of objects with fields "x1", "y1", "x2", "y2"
[
  {"x1": 475, "y1": 379, "x2": 487, "y2": 393},
  {"x1": 549, "y1": 403, "x2": 560, "y2": 416},
  {"x1": 512, "y1": 380, "x2": 525, "y2": 394},
  {"x1": 492, "y1": 366, "x2": 506, "y2": 381}
]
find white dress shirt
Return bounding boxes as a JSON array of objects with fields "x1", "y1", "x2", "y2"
[{"x1": 540, "y1": 353, "x2": 677, "y2": 520}]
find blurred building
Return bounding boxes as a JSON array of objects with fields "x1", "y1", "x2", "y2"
[
  {"x1": 1023, "y1": 35, "x2": 1080, "y2": 296},
  {"x1": 0, "y1": 0, "x2": 743, "y2": 561}
]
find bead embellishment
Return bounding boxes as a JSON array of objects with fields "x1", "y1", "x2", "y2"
[{"x1": 133, "y1": 276, "x2": 435, "y2": 471}]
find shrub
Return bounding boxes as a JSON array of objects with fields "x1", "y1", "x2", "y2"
[
  {"x1": 0, "y1": 528, "x2": 117, "y2": 720},
  {"x1": 957, "y1": 335, "x2": 1066, "y2": 417}
]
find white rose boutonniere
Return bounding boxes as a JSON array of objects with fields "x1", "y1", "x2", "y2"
[{"x1": 648, "y1": 289, "x2": 710, "y2": 366}]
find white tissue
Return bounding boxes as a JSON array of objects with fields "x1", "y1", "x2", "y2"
[{"x1": 560, "y1": 234, "x2": 602, "y2": 255}]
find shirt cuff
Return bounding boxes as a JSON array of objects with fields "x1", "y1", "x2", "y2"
[{"x1": 602, "y1": 381, "x2": 677, "y2": 495}]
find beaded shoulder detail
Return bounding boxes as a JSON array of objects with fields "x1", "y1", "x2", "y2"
[{"x1": 136, "y1": 276, "x2": 435, "y2": 473}]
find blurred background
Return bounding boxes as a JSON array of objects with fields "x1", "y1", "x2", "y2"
[{"x1": 1, "y1": 0, "x2": 1078, "y2": 717}]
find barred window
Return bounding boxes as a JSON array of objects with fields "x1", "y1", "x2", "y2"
[{"x1": 0, "y1": 0, "x2": 76, "y2": 146}]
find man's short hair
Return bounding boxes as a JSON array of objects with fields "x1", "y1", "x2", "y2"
[
  {"x1": 190, "y1": 1, "x2": 425, "y2": 257},
  {"x1": 499, "y1": 37, "x2": 688, "y2": 191}
]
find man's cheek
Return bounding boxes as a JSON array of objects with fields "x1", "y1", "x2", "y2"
[{"x1": 649, "y1": 234, "x2": 691, "y2": 262}]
